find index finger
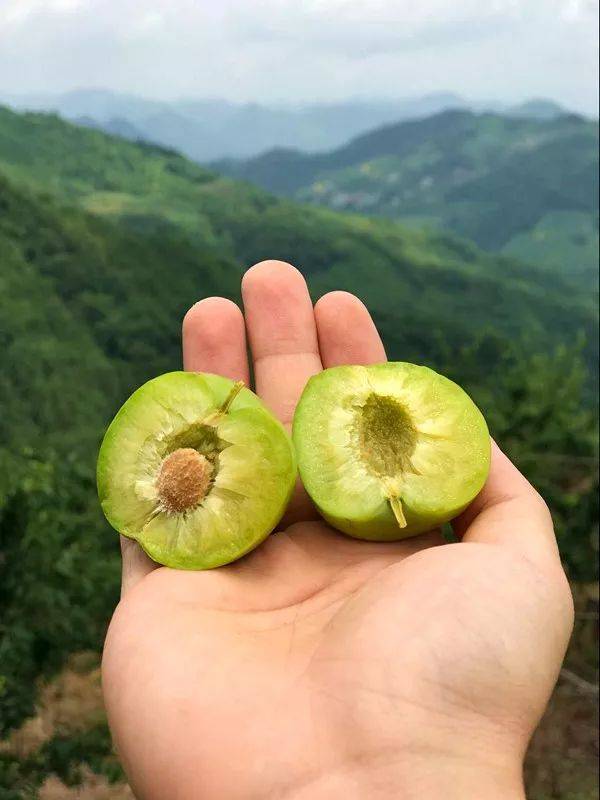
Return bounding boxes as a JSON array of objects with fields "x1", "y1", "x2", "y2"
[{"x1": 453, "y1": 441, "x2": 560, "y2": 567}]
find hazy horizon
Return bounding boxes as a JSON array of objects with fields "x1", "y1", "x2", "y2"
[
  {"x1": 0, "y1": 1, "x2": 598, "y2": 116},
  {"x1": 1, "y1": 85, "x2": 591, "y2": 113}
]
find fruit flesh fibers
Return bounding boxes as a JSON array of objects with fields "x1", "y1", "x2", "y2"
[
  {"x1": 292, "y1": 363, "x2": 490, "y2": 540},
  {"x1": 97, "y1": 372, "x2": 296, "y2": 569}
]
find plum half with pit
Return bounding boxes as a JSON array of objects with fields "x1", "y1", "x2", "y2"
[
  {"x1": 292, "y1": 363, "x2": 490, "y2": 540},
  {"x1": 97, "y1": 371, "x2": 296, "y2": 569}
]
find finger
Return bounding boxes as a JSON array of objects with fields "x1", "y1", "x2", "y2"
[
  {"x1": 314, "y1": 290, "x2": 387, "y2": 367},
  {"x1": 453, "y1": 441, "x2": 560, "y2": 566},
  {"x1": 182, "y1": 297, "x2": 250, "y2": 384},
  {"x1": 120, "y1": 536, "x2": 157, "y2": 597},
  {"x1": 241, "y1": 261, "x2": 322, "y2": 426}
]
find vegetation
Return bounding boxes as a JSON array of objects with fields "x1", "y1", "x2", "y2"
[
  {"x1": 217, "y1": 110, "x2": 599, "y2": 284},
  {"x1": 0, "y1": 106, "x2": 596, "y2": 366},
  {"x1": 0, "y1": 106, "x2": 597, "y2": 797}
]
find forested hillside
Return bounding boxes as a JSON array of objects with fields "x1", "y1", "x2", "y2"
[
  {"x1": 217, "y1": 110, "x2": 599, "y2": 283},
  {"x1": 0, "y1": 106, "x2": 597, "y2": 796},
  {"x1": 0, "y1": 106, "x2": 596, "y2": 368}
]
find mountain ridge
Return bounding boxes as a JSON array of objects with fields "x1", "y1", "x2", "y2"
[
  {"x1": 0, "y1": 88, "x2": 582, "y2": 162},
  {"x1": 0, "y1": 107, "x2": 597, "y2": 753},
  {"x1": 0, "y1": 104, "x2": 595, "y2": 368},
  {"x1": 215, "y1": 109, "x2": 599, "y2": 283}
]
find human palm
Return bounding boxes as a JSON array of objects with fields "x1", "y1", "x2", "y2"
[{"x1": 103, "y1": 261, "x2": 573, "y2": 800}]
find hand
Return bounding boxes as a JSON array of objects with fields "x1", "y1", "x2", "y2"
[{"x1": 102, "y1": 261, "x2": 574, "y2": 800}]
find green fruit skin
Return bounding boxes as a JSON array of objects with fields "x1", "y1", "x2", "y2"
[
  {"x1": 97, "y1": 372, "x2": 297, "y2": 570},
  {"x1": 319, "y1": 499, "x2": 472, "y2": 541},
  {"x1": 292, "y1": 363, "x2": 491, "y2": 541}
]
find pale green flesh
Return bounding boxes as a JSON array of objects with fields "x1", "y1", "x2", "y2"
[
  {"x1": 97, "y1": 372, "x2": 296, "y2": 569},
  {"x1": 292, "y1": 363, "x2": 491, "y2": 541}
]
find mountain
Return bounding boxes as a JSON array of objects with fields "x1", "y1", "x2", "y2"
[
  {"x1": 1, "y1": 89, "x2": 469, "y2": 160},
  {"x1": 216, "y1": 109, "x2": 599, "y2": 284},
  {"x1": 508, "y1": 99, "x2": 567, "y2": 120},
  {"x1": 0, "y1": 104, "x2": 595, "y2": 365},
  {"x1": 0, "y1": 106, "x2": 597, "y2": 792},
  {"x1": 2, "y1": 88, "x2": 574, "y2": 163},
  {"x1": 75, "y1": 114, "x2": 145, "y2": 140}
]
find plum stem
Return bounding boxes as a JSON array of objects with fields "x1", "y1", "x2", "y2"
[
  {"x1": 220, "y1": 381, "x2": 245, "y2": 414},
  {"x1": 202, "y1": 381, "x2": 246, "y2": 427},
  {"x1": 389, "y1": 496, "x2": 407, "y2": 528}
]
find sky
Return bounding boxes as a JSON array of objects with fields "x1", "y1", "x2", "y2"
[{"x1": 0, "y1": 0, "x2": 598, "y2": 113}]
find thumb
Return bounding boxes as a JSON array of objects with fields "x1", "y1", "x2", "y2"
[{"x1": 120, "y1": 535, "x2": 157, "y2": 597}]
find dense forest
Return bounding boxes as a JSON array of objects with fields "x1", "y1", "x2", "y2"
[
  {"x1": 217, "y1": 109, "x2": 599, "y2": 283},
  {"x1": 0, "y1": 105, "x2": 597, "y2": 797}
]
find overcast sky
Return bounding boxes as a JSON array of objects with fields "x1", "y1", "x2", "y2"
[{"x1": 0, "y1": 0, "x2": 598, "y2": 113}]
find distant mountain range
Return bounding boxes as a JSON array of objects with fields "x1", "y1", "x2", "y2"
[
  {"x1": 217, "y1": 109, "x2": 599, "y2": 283},
  {"x1": 0, "y1": 88, "x2": 572, "y2": 162},
  {"x1": 0, "y1": 102, "x2": 594, "y2": 371},
  {"x1": 0, "y1": 99, "x2": 597, "y2": 760},
  {"x1": 0, "y1": 104, "x2": 597, "y2": 794},
  {"x1": 2, "y1": 90, "x2": 594, "y2": 281}
]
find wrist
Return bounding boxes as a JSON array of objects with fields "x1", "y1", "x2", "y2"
[
  {"x1": 288, "y1": 753, "x2": 525, "y2": 800},
  {"x1": 391, "y1": 754, "x2": 525, "y2": 800}
]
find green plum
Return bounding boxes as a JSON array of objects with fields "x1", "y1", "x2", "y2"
[
  {"x1": 97, "y1": 372, "x2": 296, "y2": 569},
  {"x1": 292, "y1": 363, "x2": 490, "y2": 540}
]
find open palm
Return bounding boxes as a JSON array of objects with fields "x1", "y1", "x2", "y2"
[{"x1": 102, "y1": 261, "x2": 573, "y2": 800}]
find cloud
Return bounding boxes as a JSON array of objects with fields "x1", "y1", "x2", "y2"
[
  {"x1": 0, "y1": 0, "x2": 597, "y2": 113},
  {"x1": 226, "y1": 0, "x2": 597, "y2": 54},
  {"x1": 561, "y1": 0, "x2": 598, "y2": 20},
  {"x1": 0, "y1": 0, "x2": 83, "y2": 26},
  {"x1": 228, "y1": 0, "x2": 517, "y2": 52},
  {"x1": 226, "y1": 4, "x2": 509, "y2": 57}
]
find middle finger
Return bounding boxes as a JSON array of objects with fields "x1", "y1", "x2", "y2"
[{"x1": 241, "y1": 260, "x2": 322, "y2": 426}]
